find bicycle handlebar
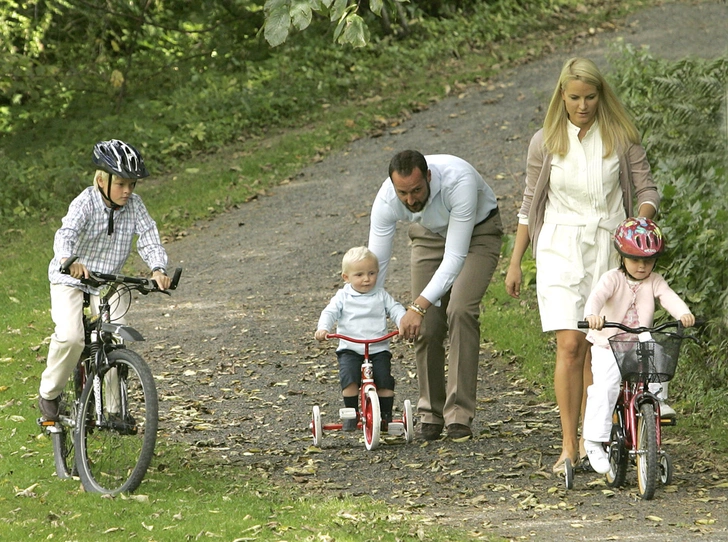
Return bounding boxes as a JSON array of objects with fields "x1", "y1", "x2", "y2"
[
  {"x1": 325, "y1": 330, "x2": 400, "y2": 344},
  {"x1": 60, "y1": 255, "x2": 182, "y2": 294},
  {"x1": 577, "y1": 319, "x2": 704, "y2": 334}
]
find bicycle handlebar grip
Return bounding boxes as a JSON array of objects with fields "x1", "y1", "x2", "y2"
[
  {"x1": 59, "y1": 255, "x2": 79, "y2": 274},
  {"x1": 577, "y1": 320, "x2": 589, "y2": 329},
  {"x1": 169, "y1": 267, "x2": 183, "y2": 290}
]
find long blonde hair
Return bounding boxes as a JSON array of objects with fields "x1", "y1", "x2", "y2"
[{"x1": 543, "y1": 57, "x2": 641, "y2": 157}]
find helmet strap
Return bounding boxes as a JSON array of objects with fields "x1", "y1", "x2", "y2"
[{"x1": 98, "y1": 172, "x2": 121, "y2": 235}]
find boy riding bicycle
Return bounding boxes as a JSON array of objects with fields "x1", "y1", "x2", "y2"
[
  {"x1": 315, "y1": 247, "x2": 406, "y2": 430},
  {"x1": 39, "y1": 139, "x2": 171, "y2": 421},
  {"x1": 581, "y1": 218, "x2": 694, "y2": 473}
]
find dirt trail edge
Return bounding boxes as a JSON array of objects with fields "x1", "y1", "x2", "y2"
[{"x1": 133, "y1": 2, "x2": 728, "y2": 540}]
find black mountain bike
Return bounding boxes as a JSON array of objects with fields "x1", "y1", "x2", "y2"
[{"x1": 38, "y1": 256, "x2": 181, "y2": 494}]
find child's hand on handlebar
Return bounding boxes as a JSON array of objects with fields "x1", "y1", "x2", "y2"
[
  {"x1": 585, "y1": 314, "x2": 605, "y2": 330},
  {"x1": 62, "y1": 257, "x2": 89, "y2": 280},
  {"x1": 152, "y1": 270, "x2": 172, "y2": 291},
  {"x1": 314, "y1": 329, "x2": 329, "y2": 341},
  {"x1": 680, "y1": 313, "x2": 695, "y2": 328}
]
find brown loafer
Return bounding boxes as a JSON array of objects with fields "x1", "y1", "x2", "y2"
[
  {"x1": 416, "y1": 422, "x2": 443, "y2": 441},
  {"x1": 446, "y1": 423, "x2": 472, "y2": 439}
]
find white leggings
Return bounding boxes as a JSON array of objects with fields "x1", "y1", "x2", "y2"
[{"x1": 40, "y1": 284, "x2": 128, "y2": 400}]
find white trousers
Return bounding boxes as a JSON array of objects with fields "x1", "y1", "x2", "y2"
[
  {"x1": 40, "y1": 284, "x2": 127, "y2": 400},
  {"x1": 583, "y1": 344, "x2": 669, "y2": 442}
]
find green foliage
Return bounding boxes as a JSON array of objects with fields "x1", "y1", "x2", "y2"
[
  {"x1": 610, "y1": 44, "x2": 728, "y2": 426},
  {"x1": 0, "y1": 0, "x2": 612, "y2": 228}
]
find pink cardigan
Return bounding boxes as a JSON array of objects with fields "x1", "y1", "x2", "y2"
[
  {"x1": 519, "y1": 129, "x2": 660, "y2": 254},
  {"x1": 584, "y1": 268, "x2": 691, "y2": 347}
]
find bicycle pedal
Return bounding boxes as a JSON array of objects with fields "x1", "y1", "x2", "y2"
[
  {"x1": 339, "y1": 407, "x2": 357, "y2": 419},
  {"x1": 660, "y1": 417, "x2": 677, "y2": 426}
]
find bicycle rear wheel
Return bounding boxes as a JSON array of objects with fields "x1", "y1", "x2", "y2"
[
  {"x1": 606, "y1": 419, "x2": 628, "y2": 488},
  {"x1": 75, "y1": 349, "x2": 158, "y2": 494},
  {"x1": 636, "y1": 402, "x2": 658, "y2": 500},
  {"x1": 51, "y1": 363, "x2": 84, "y2": 479}
]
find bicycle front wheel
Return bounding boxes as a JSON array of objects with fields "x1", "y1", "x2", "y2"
[
  {"x1": 75, "y1": 349, "x2": 158, "y2": 494},
  {"x1": 636, "y1": 402, "x2": 658, "y2": 500}
]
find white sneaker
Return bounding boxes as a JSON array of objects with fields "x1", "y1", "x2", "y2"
[
  {"x1": 584, "y1": 440, "x2": 610, "y2": 474},
  {"x1": 659, "y1": 401, "x2": 676, "y2": 418}
]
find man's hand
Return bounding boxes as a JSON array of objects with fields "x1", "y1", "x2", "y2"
[{"x1": 399, "y1": 310, "x2": 423, "y2": 341}]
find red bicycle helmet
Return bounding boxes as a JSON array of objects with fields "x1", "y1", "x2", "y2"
[{"x1": 613, "y1": 217, "x2": 665, "y2": 259}]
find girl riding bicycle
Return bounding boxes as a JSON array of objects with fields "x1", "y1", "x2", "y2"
[
  {"x1": 39, "y1": 140, "x2": 171, "y2": 421},
  {"x1": 581, "y1": 218, "x2": 695, "y2": 474}
]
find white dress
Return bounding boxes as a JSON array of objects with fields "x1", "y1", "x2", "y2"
[{"x1": 536, "y1": 121, "x2": 624, "y2": 332}]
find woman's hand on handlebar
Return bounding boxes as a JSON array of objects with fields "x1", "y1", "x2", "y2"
[
  {"x1": 61, "y1": 257, "x2": 89, "y2": 280},
  {"x1": 585, "y1": 314, "x2": 605, "y2": 330}
]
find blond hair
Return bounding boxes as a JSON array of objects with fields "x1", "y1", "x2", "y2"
[
  {"x1": 543, "y1": 57, "x2": 641, "y2": 157},
  {"x1": 93, "y1": 169, "x2": 112, "y2": 188},
  {"x1": 341, "y1": 246, "x2": 379, "y2": 275}
]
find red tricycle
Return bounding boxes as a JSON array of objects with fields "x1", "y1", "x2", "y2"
[{"x1": 310, "y1": 331, "x2": 414, "y2": 450}]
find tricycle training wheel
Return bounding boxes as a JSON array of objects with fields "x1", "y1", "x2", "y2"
[
  {"x1": 403, "y1": 399, "x2": 414, "y2": 443},
  {"x1": 311, "y1": 405, "x2": 322, "y2": 446}
]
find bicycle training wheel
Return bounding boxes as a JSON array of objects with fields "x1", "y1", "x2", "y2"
[
  {"x1": 403, "y1": 399, "x2": 414, "y2": 444},
  {"x1": 636, "y1": 402, "x2": 658, "y2": 499},
  {"x1": 563, "y1": 458, "x2": 574, "y2": 490},
  {"x1": 606, "y1": 421, "x2": 628, "y2": 488},
  {"x1": 75, "y1": 349, "x2": 158, "y2": 494},
  {"x1": 363, "y1": 389, "x2": 381, "y2": 451},
  {"x1": 51, "y1": 364, "x2": 84, "y2": 479},
  {"x1": 659, "y1": 451, "x2": 673, "y2": 485},
  {"x1": 311, "y1": 405, "x2": 322, "y2": 446}
]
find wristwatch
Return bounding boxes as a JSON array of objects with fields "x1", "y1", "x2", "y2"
[{"x1": 152, "y1": 267, "x2": 167, "y2": 275}]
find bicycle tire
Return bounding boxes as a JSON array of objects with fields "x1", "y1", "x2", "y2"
[
  {"x1": 605, "y1": 420, "x2": 628, "y2": 488},
  {"x1": 363, "y1": 389, "x2": 381, "y2": 451},
  {"x1": 636, "y1": 402, "x2": 658, "y2": 499},
  {"x1": 51, "y1": 364, "x2": 84, "y2": 479},
  {"x1": 75, "y1": 349, "x2": 158, "y2": 494}
]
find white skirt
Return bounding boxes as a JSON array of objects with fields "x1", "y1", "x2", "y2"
[{"x1": 536, "y1": 218, "x2": 620, "y2": 332}]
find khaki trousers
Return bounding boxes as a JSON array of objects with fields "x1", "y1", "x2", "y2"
[
  {"x1": 409, "y1": 211, "x2": 503, "y2": 427},
  {"x1": 41, "y1": 284, "x2": 128, "y2": 401}
]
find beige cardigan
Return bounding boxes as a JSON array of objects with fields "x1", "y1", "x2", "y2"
[{"x1": 518, "y1": 129, "x2": 660, "y2": 254}]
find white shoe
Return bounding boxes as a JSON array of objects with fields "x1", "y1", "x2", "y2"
[
  {"x1": 659, "y1": 401, "x2": 676, "y2": 418},
  {"x1": 584, "y1": 440, "x2": 610, "y2": 474}
]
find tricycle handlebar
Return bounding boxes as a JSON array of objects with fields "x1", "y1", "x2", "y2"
[{"x1": 325, "y1": 331, "x2": 400, "y2": 344}]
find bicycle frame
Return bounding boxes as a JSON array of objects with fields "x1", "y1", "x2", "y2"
[
  {"x1": 38, "y1": 255, "x2": 182, "y2": 493},
  {"x1": 577, "y1": 318, "x2": 701, "y2": 499}
]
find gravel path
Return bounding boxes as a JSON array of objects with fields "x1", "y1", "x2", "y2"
[{"x1": 132, "y1": 2, "x2": 728, "y2": 539}]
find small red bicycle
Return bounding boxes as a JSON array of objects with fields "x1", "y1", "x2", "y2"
[
  {"x1": 310, "y1": 331, "x2": 414, "y2": 450},
  {"x1": 573, "y1": 319, "x2": 700, "y2": 498}
]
